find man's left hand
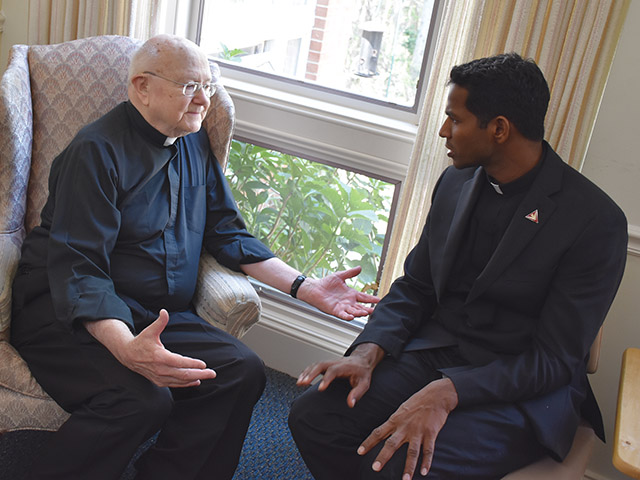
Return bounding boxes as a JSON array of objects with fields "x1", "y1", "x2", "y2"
[
  {"x1": 296, "y1": 266, "x2": 379, "y2": 320},
  {"x1": 357, "y1": 378, "x2": 459, "y2": 480}
]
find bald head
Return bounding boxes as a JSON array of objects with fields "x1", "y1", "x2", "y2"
[{"x1": 128, "y1": 34, "x2": 210, "y2": 82}]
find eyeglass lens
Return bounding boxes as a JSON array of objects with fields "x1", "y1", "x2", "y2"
[{"x1": 184, "y1": 83, "x2": 216, "y2": 97}]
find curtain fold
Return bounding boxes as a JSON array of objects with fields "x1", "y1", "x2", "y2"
[
  {"x1": 379, "y1": 0, "x2": 630, "y2": 295},
  {"x1": 378, "y1": 0, "x2": 486, "y2": 294},
  {"x1": 28, "y1": 0, "x2": 162, "y2": 45}
]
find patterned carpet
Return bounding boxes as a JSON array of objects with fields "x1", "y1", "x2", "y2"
[
  {"x1": 0, "y1": 368, "x2": 314, "y2": 480},
  {"x1": 233, "y1": 368, "x2": 313, "y2": 480}
]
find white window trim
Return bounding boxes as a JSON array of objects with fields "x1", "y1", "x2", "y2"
[{"x1": 225, "y1": 75, "x2": 418, "y2": 182}]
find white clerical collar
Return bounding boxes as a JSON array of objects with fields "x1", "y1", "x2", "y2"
[
  {"x1": 489, "y1": 181, "x2": 503, "y2": 195},
  {"x1": 164, "y1": 137, "x2": 177, "y2": 146}
]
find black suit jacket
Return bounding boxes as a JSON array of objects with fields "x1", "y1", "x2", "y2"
[{"x1": 352, "y1": 143, "x2": 628, "y2": 459}]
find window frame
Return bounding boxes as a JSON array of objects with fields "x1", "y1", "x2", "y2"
[
  {"x1": 198, "y1": 5, "x2": 441, "y2": 116},
  {"x1": 177, "y1": 0, "x2": 444, "y2": 123}
]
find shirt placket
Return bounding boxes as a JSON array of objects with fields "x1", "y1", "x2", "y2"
[{"x1": 165, "y1": 150, "x2": 180, "y2": 296}]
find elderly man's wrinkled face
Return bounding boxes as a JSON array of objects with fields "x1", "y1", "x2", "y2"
[{"x1": 145, "y1": 50, "x2": 212, "y2": 138}]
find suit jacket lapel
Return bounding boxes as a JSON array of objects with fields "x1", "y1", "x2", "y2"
[
  {"x1": 467, "y1": 145, "x2": 563, "y2": 302},
  {"x1": 433, "y1": 168, "x2": 484, "y2": 298}
]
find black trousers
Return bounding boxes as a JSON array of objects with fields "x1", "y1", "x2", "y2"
[
  {"x1": 288, "y1": 349, "x2": 547, "y2": 480},
  {"x1": 11, "y1": 272, "x2": 266, "y2": 480}
]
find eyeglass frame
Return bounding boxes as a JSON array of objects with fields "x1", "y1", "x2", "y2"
[{"x1": 143, "y1": 71, "x2": 217, "y2": 98}]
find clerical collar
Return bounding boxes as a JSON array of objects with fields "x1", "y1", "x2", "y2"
[
  {"x1": 486, "y1": 155, "x2": 544, "y2": 197},
  {"x1": 489, "y1": 181, "x2": 503, "y2": 195},
  {"x1": 125, "y1": 101, "x2": 177, "y2": 148}
]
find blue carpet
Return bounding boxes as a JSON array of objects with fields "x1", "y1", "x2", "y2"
[
  {"x1": 233, "y1": 368, "x2": 313, "y2": 480},
  {"x1": 0, "y1": 368, "x2": 313, "y2": 480}
]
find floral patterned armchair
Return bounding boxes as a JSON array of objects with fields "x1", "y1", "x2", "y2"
[{"x1": 0, "y1": 35, "x2": 261, "y2": 433}]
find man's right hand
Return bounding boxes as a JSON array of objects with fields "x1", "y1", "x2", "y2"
[
  {"x1": 84, "y1": 310, "x2": 216, "y2": 388},
  {"x1": 296, "y1": 343, "x2": 385, "y2": 408}
]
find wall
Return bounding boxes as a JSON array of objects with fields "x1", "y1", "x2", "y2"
[
  {"x1": 0, "y1": 0, "x2": 28, "y2": 73},
  {"x1": 0, "y1": 0, "x2": 3, "y2": 58},
  {"x1": 581, "y1": 0, "x2": 640, "y2": 478}
]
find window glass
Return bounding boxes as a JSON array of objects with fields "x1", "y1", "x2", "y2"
[
  {"x1": 226, "y1": 140, "x2": 397, "y2": 292},
  {"x1": 199, "y1": 0, "x2": 436, "y2": 108}
]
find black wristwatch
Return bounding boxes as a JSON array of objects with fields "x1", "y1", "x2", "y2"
[{"x1": 290, "y1": 275, "x2": 307, "y2": 298}]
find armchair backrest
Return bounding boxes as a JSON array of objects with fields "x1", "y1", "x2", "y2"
[
  {"x1": 0, "y1": 35, "x2": 235, "y2": 236},
  {"x1": 25, "y1": 36, "x2": 140, "y2": 232}
]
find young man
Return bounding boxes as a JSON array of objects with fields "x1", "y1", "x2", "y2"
[
  {"x1": 289, "y1": 53, "x2": 628, "y2": 479},
  {"x1": 11, "y1": 34, "x2": 378, "y2": 480}
]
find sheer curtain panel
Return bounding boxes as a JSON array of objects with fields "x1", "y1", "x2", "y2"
[
  {"x1": 379, "y1": 0, "x2": 630, "y2": 294},
  {"x1": 28, "y1": 0, "x2": 162, "y2": 45}
]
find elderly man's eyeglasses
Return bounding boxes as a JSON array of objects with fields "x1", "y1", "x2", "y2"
[{"x1": 143, "y1": 71, "x2": 216, "y2": 98}]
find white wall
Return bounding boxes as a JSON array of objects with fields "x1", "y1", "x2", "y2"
[
  {"x1": 581, "y1": 1, "x2": 640, "y2": 478},
  {"x1": 0, "y1": 0, "x2": 28, "y2": 73}
]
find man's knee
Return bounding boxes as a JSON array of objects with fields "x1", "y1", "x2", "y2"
[
  {"x1": 289, "y1": 383, "x2": 345, "y2": 446},
  {"x1": 237, "y1": 346, "x2": 266, "y2": 398},
  {"x1": 289, "y1": 385, "x2": 320, "y2": 438},
  {"x1": 214, "y1": 343, "x2": 266, "y2": 403},
  {"x1": 90, "y1": 383, "x2": 173, "y2": 437},
  {"x1": 135, "y1": 386, "x2": 173, "y2": 432}
]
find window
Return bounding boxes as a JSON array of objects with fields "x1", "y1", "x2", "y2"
[
  {"x1": 161, "y1": 0, "x2": 441, "y2": 309},
  {"x1": 198, "y1": 0, "x2": 437, "y2": 110},
  {"x1": 227, "y1": 140, "x2": 398, "y2": 292}
]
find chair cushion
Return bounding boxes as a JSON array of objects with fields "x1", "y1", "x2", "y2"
[
  {"x1": 0, "y1": 341, "x2": 70, "y2": 433},
  {"x1": 0, "y1": 341, "x2": 50, "y2": 398},
  {"x1": 501, "y1": 422, "x2": 596, "y2": 479}
]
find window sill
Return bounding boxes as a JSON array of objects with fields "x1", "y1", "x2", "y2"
[{"x1": 249, "y1": 280, "x2": 364, "y2": 357}]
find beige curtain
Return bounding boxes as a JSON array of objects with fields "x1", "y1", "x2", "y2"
[
  {"x1": 379, "y1": 0, "x2": 630, "y2": 295},
  {"x1": 28, "y1": 0, "x2": 163, "y2": 45}
]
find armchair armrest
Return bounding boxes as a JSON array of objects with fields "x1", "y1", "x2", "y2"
[
  {"x1": 613, "y1": 347, "x2": 640, "y2": 478},
  {"x1": 0, "y1": 232, "x2": 23, "y2": 342},
  {"x1": 193, "y1": 251, "x2": 261, "y2": 338}
]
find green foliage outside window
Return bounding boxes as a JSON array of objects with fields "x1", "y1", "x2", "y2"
[{"x1": 225, "y1": 140, "x2": 394, "y2": 292}]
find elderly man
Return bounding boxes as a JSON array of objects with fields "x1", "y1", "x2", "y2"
[
  {"x1": 289, "y1": 53, "x2": 628, "y2": 479},
  {"x1": 11, "y1": 34, "x2": 377, "y2": 480}
]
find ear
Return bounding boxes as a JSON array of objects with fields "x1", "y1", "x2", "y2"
[
  {"x1": 130, "y1": 74, "x2": 151, "y2": 106},
  {"x1": 491, "y1": 116, "x2": 511, "y2": 144}
]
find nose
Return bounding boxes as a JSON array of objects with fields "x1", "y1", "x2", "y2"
[
  {"x1": 438, "y1": 118, "x2": 450, "y2": 138},
  {"x1": 191, "y1": 86, "x2": 211, "y2": 106}
]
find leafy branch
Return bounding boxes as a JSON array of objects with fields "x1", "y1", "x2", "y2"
[{"x1": 226, "y1": 140, "x2": 393, "y2": 292}]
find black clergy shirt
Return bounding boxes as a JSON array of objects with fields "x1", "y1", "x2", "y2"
[{"x1": 19, "y1": 101, "x2": 274, "y2": 332}]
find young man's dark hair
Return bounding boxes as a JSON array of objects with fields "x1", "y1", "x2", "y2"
[{"x1": 449, "y1": 52, "x2": 550, "y2": 141}]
